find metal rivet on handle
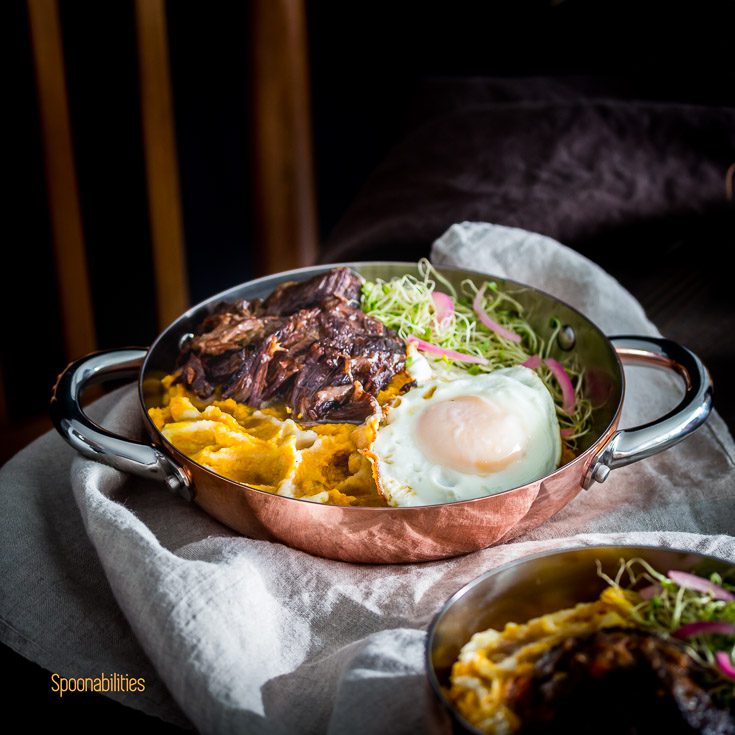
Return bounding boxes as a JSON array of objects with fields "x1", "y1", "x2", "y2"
[
  {"x1": 178, "y1": 332, "x2": 194, "y2": 351},
  {"x1": 558, "y1": 325, "x2": 576, "y2": 351},
  {"x1": 592, "y1": 464, "x2": 611, "y2": 483}
]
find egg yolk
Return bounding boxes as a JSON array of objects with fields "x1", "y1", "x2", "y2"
[{"x1": 416, "y1": 395, "x2": 526, "y2": 474}]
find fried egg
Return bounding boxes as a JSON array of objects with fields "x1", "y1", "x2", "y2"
[{"x1": 370, "y1": 366, "x2": 561, "y2": 506}]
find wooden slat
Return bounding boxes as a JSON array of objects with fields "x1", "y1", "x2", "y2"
[
  {"x1": 251, "y1": 0, "x2": 318, "y2": 275},
  {"x1": 26, "y1": 0, "x2": 96, "y2": 360},
  {"x1": 134, "y1": 0, "x2": 189, "y2": 330}
]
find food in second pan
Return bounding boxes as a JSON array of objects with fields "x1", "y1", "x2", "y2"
[
  {"x1": 448, "y1": 560, "x2": 735, "y2": 734},
  {"x1": 149, "y1": 261, "x2": 592, "y2": 506}
]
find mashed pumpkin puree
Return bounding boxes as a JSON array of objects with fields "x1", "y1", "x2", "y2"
[{"x1": 148, "y1": 373, "x2": 413, "y2": 506}]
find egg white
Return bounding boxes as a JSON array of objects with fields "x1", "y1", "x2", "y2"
[{"x1": 370, "y1": 366, "x2": 561, "y2": 506}]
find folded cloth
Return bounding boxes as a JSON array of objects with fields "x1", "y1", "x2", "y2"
[{"x1": 1, "y1": 223, "x2": 734, "y2": 734}]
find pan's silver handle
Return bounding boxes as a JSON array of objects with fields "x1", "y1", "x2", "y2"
[
  {"x1": 583, "y1": 336, "x2": 713, "y2": 488},
  {"x1": 50, "y1": 348, "x2": 193, "y2": 500}
]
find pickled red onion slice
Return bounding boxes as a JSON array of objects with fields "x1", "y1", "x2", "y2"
[
  {"x1": 406, "y1": 336, "x2": 489, "y2": 365},
  {"x1": 715, "y1": 651, "x2": 735, "y2": 679},
  {"x1": 473, "y1": 285, "x2": 522, "y2": 343},
  {"x1": 431, "y1": 291, "x2": 455, "y2": 327},
  {"x1": 522, "y1": 355, "x2": 541, "y2": 369},
  {"x1": 674, "y1": 621, "x2": 735, "y2": 639},
  {"x1": 544, "y1": 358, "x2": 576, "y2": 414},
  {"x1": 638, "y1": 584, "x2": 662, "y2": 600},
  {"x1": 668, "y1": 570, "x2": 735, "y2": 601}
]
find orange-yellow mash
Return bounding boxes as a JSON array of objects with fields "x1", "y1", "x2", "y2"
[{"x1": 148, "y1": 372, "x2": 414, "y2": 506}]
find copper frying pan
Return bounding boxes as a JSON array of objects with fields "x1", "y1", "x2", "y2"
[{"x1": 50, "y1": 263, "x2": 713, "y2": 563}]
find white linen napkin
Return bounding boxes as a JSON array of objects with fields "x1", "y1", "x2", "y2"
[{"x1": 1, "y1": 222, "x2": 733, "y2": 734}]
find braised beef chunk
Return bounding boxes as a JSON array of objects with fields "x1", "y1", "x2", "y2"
[
  {"x1": 176, "y1": 268, "x2": 405, "y2": 423},
  {"x1": 287, "y1": 346, "x2": 352, "y2": 418},
  {"x1": 261, "y1": 267, "x2": 362, "y2": 315},
  {"x1": 350, "y1": 339, "x2": 406, "y2": 394},
  {"x1": 322, "y1": 382, "x2": 379, "y2": 423},
  {"x1": 507, "y1": 629, "x2": 735, "y2": 735},
  {"x1": 190, "y1": 308, "x2": 281, "y2": 356},
  {"x1": 204, "y1": 349, "x2": 250, "y2": 383},
  {"x1": 221, "y1": 335, "x2": 280, "y2": 405},
  {"x1": 180, "y1": 353, "x2": 214, "y2": 398}
]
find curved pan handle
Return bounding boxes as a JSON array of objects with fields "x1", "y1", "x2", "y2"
[
  {"x1": 583, "y1": 336, "x2": 713, "y2": 488},
  {"x1": 50, "y1": 349, "x2": 193, "y2": 500}
]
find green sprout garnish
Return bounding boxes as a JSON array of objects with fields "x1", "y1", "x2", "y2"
[
  {"x1": 599, "y1": 558, "x2": 735, "y2": 707},
  {"x1": 360, "y1": 258, "x2": 592, "y2": 448}
]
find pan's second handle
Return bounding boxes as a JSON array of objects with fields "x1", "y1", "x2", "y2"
[
  {"x1": 50, "y1": 349, "x2": 193, "y2": 500},
  {"x1": 584, "y1": 336, "x2": 713, "y2": 488}
]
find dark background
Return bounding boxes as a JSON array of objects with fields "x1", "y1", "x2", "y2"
[
  {"x1": 6, "y1": 0, "x2": 735, "y2": 425},
  {"x1": 5, "y1": 0, "x2": 735, "y2": 729}
]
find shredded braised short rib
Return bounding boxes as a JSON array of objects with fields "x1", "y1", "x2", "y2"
[
  {"x1": 506, "y1": 628, "x2": 735, "y2": 735},
  {"x1": 175, "y1": 267, "x2": 406, "y2": 423}
]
